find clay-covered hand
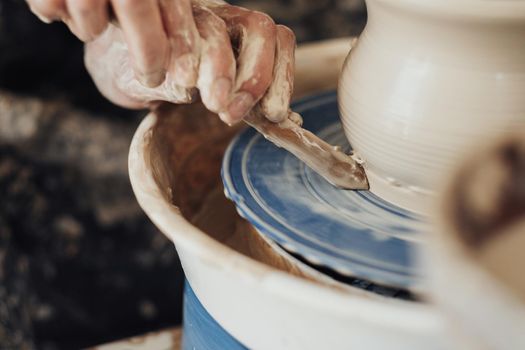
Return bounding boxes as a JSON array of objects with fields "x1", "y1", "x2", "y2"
[{"x1": 26, "y1": 0, "x2": 295, "y2": 124}]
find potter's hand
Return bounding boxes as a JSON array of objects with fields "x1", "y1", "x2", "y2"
[{"x1": 27, "y1": 0, "x2": 295, "y2": 124}]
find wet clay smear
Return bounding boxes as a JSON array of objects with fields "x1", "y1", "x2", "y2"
[{"x1": 245, "y1": 109, "x2": 369, "y2": 190}]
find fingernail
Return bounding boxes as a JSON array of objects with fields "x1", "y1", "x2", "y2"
[
  {"x1": 226, "y1": 92, "x2": 254, "y2": 122},
  {"x1": 29, "y1": 5, "x2": 55, "y2": 23},
  {"x1": 136, "y1": 69, "x2": 166, "y2": 88},
  {"x1": 209, "y1": 78, "x2": 232, "y2": 112},
  {"x1": 173, "y1": 54, "x2": 198, "y2": 88},
  {"x1": 218, "y1": 112, "x2": 236, "y2": 126},
  {"x1": 36, "y1": 13, "x2": 53, "y2": 23}
]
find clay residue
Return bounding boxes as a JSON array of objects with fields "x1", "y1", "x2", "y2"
[
  {"x1": 145, "y1": 103, "x2": 309, "y2": 276},
  {"x1": 147, "y1": 102, "x2": 242, "y2": 212},
  {"x1": 244, "y1": 109, "x2": 369, "y2": 190}
]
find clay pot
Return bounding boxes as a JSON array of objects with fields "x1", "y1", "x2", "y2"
[
  {"x1": 127, "y1": 40, "x2": 448, "y2": 349},
  {"x1": 339, "y1": 0, "x2": 525, "y2": 214},
  {"x1": 129, "y1": 106, "x2": 446, "y2": 350}
]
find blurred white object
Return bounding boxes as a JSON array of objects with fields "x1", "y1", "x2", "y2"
[
  {"x1": 339, "y1": 0, "x2": 525, "y2": 214},
  {"x1": 427, "y1": 134, "x2": 525, "y2": 349}
]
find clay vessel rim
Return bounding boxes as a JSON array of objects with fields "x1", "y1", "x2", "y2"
[{"x1": 373, "y1": 0, "x2": 525, "y2": 20}]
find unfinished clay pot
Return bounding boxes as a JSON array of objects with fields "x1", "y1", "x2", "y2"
[{"x1": 339, "y1": 0, "x2": 525, "y2": 214}]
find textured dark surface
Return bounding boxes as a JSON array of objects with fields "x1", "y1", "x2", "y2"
[
  {"x1": 0, "y1": 0, "x2": 366, "y2": 348},
  {"x1": 0, "y1": 93, "x2": 184, "y2": 349}
]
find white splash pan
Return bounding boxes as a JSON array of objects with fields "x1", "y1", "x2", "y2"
[{"x1": 129, "y1": 38, "x2": 447, "y2": 350}]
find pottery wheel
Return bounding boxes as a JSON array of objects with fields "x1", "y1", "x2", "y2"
[{"x1": 222, "y1": 91, "x2": 429, "y2": 289}]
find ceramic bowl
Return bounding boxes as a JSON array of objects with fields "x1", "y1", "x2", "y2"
[
  {"x1": 129, "y1": 39, "x2": 449, "y2": 350},
  {"x1": 129, "y1": 103, "x2": 449, "y2": 350},
  {"x1": 339, "y1": 0, "x2": 525, "y2": 214},
  {"x1": 425, "y1": 134, "x2": 525, "y2": 349}
]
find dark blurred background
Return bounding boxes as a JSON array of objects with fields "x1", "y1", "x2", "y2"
[{"x1": 0, "y1": 0, "x2": 366, "y2": 348}]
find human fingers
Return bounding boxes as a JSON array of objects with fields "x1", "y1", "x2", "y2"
[
  {"x1": 193, "y1": 6, "x2": 235, "y2": 114},
  {"x1": 65, "y1": 0, "x2": 109, "y2": 41},
  {"x1": 26, "y1": 0, "x2": 66, "y2": 23},
  {"x1": 111, "y1": 0, "x2": 169, "y2": 87},
  {"x1": 260, "y1": 25, "x2": 296, "y2": 123},
  {"x1": 85, "y1": 25, "x2": 195, "y2": 109},
  {"x1": 214, "y1": 6, "x2": 277, "y2": 123},
  {"x1": 159, "y1": 0, "x2": 201, "y2": 88}
]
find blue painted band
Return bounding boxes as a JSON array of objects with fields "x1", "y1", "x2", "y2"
[{"x1": 182, "y1": 281, "x2": 247, "y2": 350}]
